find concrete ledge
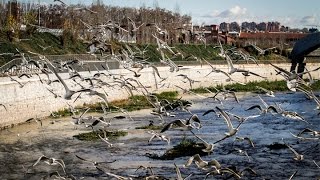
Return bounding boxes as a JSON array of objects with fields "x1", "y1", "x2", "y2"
[{"x1": 0, "y1": 63, "x2": 319, "y2": 128}]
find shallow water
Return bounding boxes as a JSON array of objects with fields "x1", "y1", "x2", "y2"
[{"x1": 0, "y1": 92, "x2": 319, "y2": 179}]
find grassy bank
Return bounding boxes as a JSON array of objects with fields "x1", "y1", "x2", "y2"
[
  {"x1": 0, "y1": 32, "x2": 87, "y2": 65},
  {"x1": 0, "y1": 31, "x2": 289, "y2": 66},
  {"x1": 51, "y1": 80, "x2": 320, "y2": 118},
  {"x1": 51, "y1": 91, "x2": 180, "y2": 118},
  {"x1": 191, "y1": 80, "x2": 320, "y2": 93}
]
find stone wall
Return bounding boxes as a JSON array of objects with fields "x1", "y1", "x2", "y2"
[{"x1": 0, "y1": 63, "x2": 319, "y2": 128}]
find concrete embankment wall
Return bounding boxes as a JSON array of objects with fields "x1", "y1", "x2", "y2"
[{"x1": 0, "y1": 63, "x2": 319, "y2": 128}]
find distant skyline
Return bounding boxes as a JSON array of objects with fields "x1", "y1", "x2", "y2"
[{"x1": 33, "y1": 0, "x2": 320, "y2": 28}]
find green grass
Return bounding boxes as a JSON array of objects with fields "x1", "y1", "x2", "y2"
[
  {"x1": 73, "y1": 130, "x2": 128, "y2": 141},
  {"x1": 0, "y1": 31, "x2": 87, "y2": 66},
  {"x1": 50, "y1": 91, "x2": 180, "y2": 117},
  {"x1": 146, "y1": 137, "x2": 209, "y2": 160},
  {"x1": 191, "y1": 80, "x2": 320, "y2": 93},
  {"x1": 0, "y1": 31, "x2": 290, "y2": 66},
  {"x1": 135, "y1": 125, "x2": 164, "y2": 130}
]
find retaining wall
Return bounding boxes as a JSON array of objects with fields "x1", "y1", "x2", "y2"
[{"x1": 0, "y1": 63, "x2": 319, "y2": 128}]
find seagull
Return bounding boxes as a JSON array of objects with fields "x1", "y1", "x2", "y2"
[
  {"x1": 87, "y1": 117, "x2": 111, "y2": 128},
  {"x1": 255, "y1": 86, "x2": 275, "y2": 97},
  {"x1": 174, "y1": 85, "x2": 206, "y2": 98},
  {"x1": 183, "y1": 154, "x2": 221, "y2": 171},
  {"x1": 51, "y1": 66, "x2": 91, "y2": 100},
  {"x1": 205, "y1": 166, "x2": 241, "y2": 180},
  {"x1": 146, "y1": 23, "x2": 168, "y2": 35},
  {"x1": 190, "y1": 130, "x2": 215, "y2": 153},
  {"x1": 202, "y1": 88, "x2": 224, "y2": 105},
  {"x1": 313, "y1": 160, "x2": 320, "y2": 169},
  {"x1": 283, "y1": 140, "x2": 304, "y2": 161},
  {"x1": 297, "y1": 128, "x2": 320, "y2": 137},
  {"x1": 214, "y1": 106, "x2": 243, "y2": 143},
  {"x1": 31, "y1": 155, "x2": 66, "y2": 174},
  {"x1": 53, "y1": 0, "x2": 67, "y2": 6},
  {"x1": 147, "y1": 130, "x2": 170, "y2": 145},
  {"x1": 276, "y1": 103, "x2": 309, "y2": 124},
  {"x1": 25, "y1": 117, "x2": 43, "y2": 127},
  {"x1": 290, "y1": 132, "x2": 320, "y2": 140},
  {"x1": 234, "y1": 136, "x2": 255, "y2": 148},
  {"x1": 40, "y1": 171, "x2": 74, "y2": 180},
  {"x1": 0, "y1": 104, "x2": 7, "y2": 111},
  {"x1": 225, "y1": 111, "x2": 260, "y2": 123},
  {"x1": 246, "y1": 95, "x2": 278, "y2": 114},
  {"x1": 75, "y1": 154, "x2": 116, "y2": 166},
  {"x1": 203, "y1": 59, "x2": 245, "y2": 84},
  {"x1": 288, "y1": 170, "x2": 298, "y2": 180},
  {"x1": 135, "y1": 165, "x2": 154, "y2": 176},
  {"x1": 95, "y1": 166, "x2": 132, "y2": 180},
  {"x1": 202, "y1": 109, "x2": 219, "y2": 117},
  {"x1": 175, "y1": 163, "x2": 193, "y2": 180},
  {"x1": 71, "y1": 108, "x2": 90, "y2": 125},
  {"x1": 216, "y1": 86, "x2": 239, "y2": 103},
  {"x1": 177, "y1": 74, "x2": 200, "y2": 89},
  {"x1": 127, "y1": 17, "x2": 144, "y2": 34},
  {"x1": 160, "y1": 114, "x2": 202, "y2": 133},
  {"x1": 73, "y1": 7, "x2": 98, "y2": 14},
  {"x1": 232, "y1": 148, "x2": 251, "y2": 161},
  {"x1": 9, "y1": 76, "x2": 29, "y2": 88}
]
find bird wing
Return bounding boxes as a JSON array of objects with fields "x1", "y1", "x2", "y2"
[
  {"x1": 220, "y1": 168, "x2": 241, "y2": 179},
  {"x1": 189, "y1": 114, "x2": 201, "y2": 124},
  {"x1": 202, "y1": 109, "x2": 216, "y2": 116},
  {"x1": 285, "y1": 143, "x2": 301, "y2": 158},
  {"x1": 258, "y1": 95, "x2": 268, "y2": 108},
  {"x1": 174, "y1": 163, "x2": 183, "y2": 180},
  {"x1": 184, "y1": 155, "x2": 195, "y2": 167},
  {"x1": 160, "y1": 121, "x2": 175, "y2": 133},
  {"x1": 244, "y1": 137, "x2": 255, "y2": 147},
  {"x1": 246, "y1": 105, "x2": 263, "y2": 112},
  {"x1": 80, "y1": 108, "x2": 90, "y2": 118},
  {"x1": 190, "y1": 131, "x2": 209, "y2": 146},
  {"x1": 33, "y1": 155, "x2": 49, "y2": 166},
  {"x1": 297, "y1": 128, "x2": 314, "y2": 136},
  {"x1": 216, "y1": 106, "x2": 233, "y2": 130},
  {"x1": 267, "y1": 106, "x2": 278, "y2": 113}
]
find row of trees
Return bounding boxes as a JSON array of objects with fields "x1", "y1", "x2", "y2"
[{"x1": 0, "y1": 1, "x2": 192, "y2": 44}]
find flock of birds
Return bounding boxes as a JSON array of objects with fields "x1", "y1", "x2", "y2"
[{"x1": 1, "y1": 6, "x2": 320, "y2": 180}]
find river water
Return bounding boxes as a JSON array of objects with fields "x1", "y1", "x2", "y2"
[{"x1": 0, "y1": 92, "x2": 319, "y2": 179}]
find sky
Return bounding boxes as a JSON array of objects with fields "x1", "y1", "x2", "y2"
[{"x1": 41, "y1": 0, "x2": 320, "y2": 28}]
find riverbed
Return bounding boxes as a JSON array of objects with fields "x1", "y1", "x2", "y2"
[{"x1": 0, "y1": 92, "x2": 319, "y2": 179}]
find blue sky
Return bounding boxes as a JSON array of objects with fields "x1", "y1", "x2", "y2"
[{"x1": 44, "y1": 0, "x2": 320, "y2": 28}]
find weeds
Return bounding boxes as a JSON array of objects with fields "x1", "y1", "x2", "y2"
[{"x1": 73, "y1": 130, "x2": 128, "y2": 141}]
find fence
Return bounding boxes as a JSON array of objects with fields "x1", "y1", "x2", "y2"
[{"x1": 0, "y1": 54, "x2": 120, "y2": 76}]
